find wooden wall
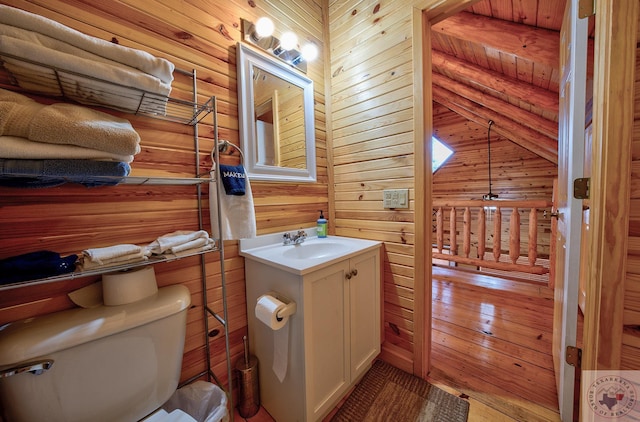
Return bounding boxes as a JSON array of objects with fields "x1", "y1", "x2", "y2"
[
  {"x1": 328, "y1": 0, "x2": 418, "y2": 371},
  {"x1": 622, "y1": 8, "x2": 640, "y2": 369},
  {"x1": 0, "y1": 0, "x2": 327, "y2": 390}
]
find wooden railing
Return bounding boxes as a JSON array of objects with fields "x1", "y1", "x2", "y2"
[{"x1": 432, "y1": 199, "x2": 553, "y2": 275}]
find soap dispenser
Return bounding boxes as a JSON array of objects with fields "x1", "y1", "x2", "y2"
[{"x1": 317, "y1": 210, "x2": 328, "y2": 238}]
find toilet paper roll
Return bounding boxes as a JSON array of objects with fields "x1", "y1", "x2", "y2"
[
  {"x1": 255, "y1": 294, "x2": 289, "y2": 330},
  {"x1": 102, "y1": 266, "x2": 158, "y2": 306}
]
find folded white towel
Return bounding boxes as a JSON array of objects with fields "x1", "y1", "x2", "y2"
[
  {"x1": 146, "y1": 230, "x2": 210, "y2": 255},
  {"x1": 0, "y1": 36, "x2": 172, "y2": 113},
  {"x1": 0, "y1": 5, "x2": 174, "y2": 84},
  {"x1": 165, "y1": 243, "x2": 214, "y2": 258},
  {"x1": 209, "y1": 170, "x2": 257, "y2": 240},
  {"x1": 169, "y1": 237, "x2": 213, "y2": 254},
  {"x1": 0, "y1": 136, "x2": 134, "y2": 163},
  {"x1": 78, "y1": 254, "x2": 149, "y2": 271},
  {"x1": 81, "y1": 244, "x2": 147, "y2": 265}
]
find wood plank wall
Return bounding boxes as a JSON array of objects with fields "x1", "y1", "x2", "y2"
[
  {"x1": 622, "y1": 8, "x2": 640, "y2": 369},
  {"x1": 328, "y1": 0, "x2": 418, "y2": 371},
  {"x1": 0, "y1": 0, "x2": 326, "y2": 389}
]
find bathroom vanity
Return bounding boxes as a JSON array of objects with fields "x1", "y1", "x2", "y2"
[{"x1": 240, "y1": 231, "x2": 381, "y2": 422}]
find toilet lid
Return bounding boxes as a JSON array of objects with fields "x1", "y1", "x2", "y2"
[{"x1": 142, "y1": 409, "x2": 197, "y2": 422}]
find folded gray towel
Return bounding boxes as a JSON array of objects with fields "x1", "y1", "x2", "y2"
[{"x1": 0, "y1": 158, "x2": 130, "y2": 187}]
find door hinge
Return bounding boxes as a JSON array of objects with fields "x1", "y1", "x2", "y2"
[
  {"x1": 574, "y1": 178, "x2": 590, "y2": 199},
  {"x1": 578, "y1": 0, "x2": 595, "y2": 18},
  {"x1": 566, "y1": 345, "x2": 582, "y2": 368}
]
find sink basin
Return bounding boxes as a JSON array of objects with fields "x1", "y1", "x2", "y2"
[
  {"x1": 282, "y1": 242, "x2": 350, "y2": 260},
  {"x1": 239, "y1": 230, "x2": 381, "y2": 275}
]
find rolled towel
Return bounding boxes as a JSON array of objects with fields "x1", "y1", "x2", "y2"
[
  {"x1": 0, "y1": 250, "x2": 77, "y2": 284},
  {"x1": 0, "y1": 136, "x2": 134, "y2": 163},
  {"x1": 0, "y1": 158, "x2": 131, "y2": 188},
  {"x1": 146, "y1": 230, "x2": 210, "y2": 255},
  {"x1": 0, "y1": 5, "x2": 175, "y2": 84}
]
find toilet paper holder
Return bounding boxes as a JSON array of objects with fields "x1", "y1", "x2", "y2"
[{"x1": 267, "y1": 292, "x2": 297, "y2": 321}]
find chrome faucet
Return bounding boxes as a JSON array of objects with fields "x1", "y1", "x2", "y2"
[
  {"x1": 283, "y1": 230, "x2": 307, "y2": 245},
  {"x1": 293, "y1": 230, "x2": 307, "y2": 244}
]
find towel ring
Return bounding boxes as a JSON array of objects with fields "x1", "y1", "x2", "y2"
[{"x1": 211, "y1": 140, "x2": 244, "y2": 166}]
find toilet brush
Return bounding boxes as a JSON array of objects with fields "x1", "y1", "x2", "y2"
[{"x1": 235, "y1": 335, "x2": 260, "y2": 418}]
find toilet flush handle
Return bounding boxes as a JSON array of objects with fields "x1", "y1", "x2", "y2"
[{"x1": 0, "y1": 359, "x2": 54, "y2": 378}]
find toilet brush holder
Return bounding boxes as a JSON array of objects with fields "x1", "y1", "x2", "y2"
[{"x1": 235, "y1": 335, "x2": 260, "y2": 418}]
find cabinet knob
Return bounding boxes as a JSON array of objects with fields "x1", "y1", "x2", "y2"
[{"x1": 345, "y1": 269, "x2": 358, "y2": 280}]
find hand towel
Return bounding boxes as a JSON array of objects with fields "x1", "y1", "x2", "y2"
[
  {"x1": 146, "y1": 230, "x2": 211, "y2": 255},
  {"x1": 0, "y1": 158, "x2": 131, "y2": 188},
  {"x1": 219, "y1": 164, "x2": 246, "y2": 195},
  {"x1": 0, "y1": 250, "x2": 77, "y2": 284},
  {"x1": 209, "y1": 169, "x2": 257, "y2": 240},
  {"x1": 0, "y1": 136, "x2": 134, "y2": 163},
  {"x1": 0, "y1": 5, "x2": 174, "y2": 84}
]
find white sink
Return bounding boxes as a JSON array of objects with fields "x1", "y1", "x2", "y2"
[{"x1": 239, "y1": 229, "x2": 381, "y2": 275}]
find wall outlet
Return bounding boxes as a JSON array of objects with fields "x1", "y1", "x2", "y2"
[{"x1": 383, "y1": 189, "x2": 409, "y2": 209}]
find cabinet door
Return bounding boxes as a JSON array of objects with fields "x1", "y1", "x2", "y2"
[
  {"x1": 349, "y1": 249, "x2": 381, "y2": 381},
  {"x1": 304, "y1": 259, "x2": 350, "y2": 421}
]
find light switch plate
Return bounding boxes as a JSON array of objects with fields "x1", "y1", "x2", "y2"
[{"x1": 383, "y1": 189, "x2": 409, "y2": 209}]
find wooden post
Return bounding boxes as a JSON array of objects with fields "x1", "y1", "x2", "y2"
[
  {"x1": 509, "y1": 207, "x2": 520, "y2": 264},
  {"x1": 529, "y1": 208, "x2": 538, "y2": 266},
  {"x1": 463, "y1": 207, "x2": 471, "y2": 258},
  {"x1": 437, "y1": 207, "x2": 443, "y2": 253},
  {"x1": 450, "y1": 207, "x2": 457, "y2": 256},
  {"x1": 493, "y1": 208, "x2": 502, "y2": 262},
  {"x1": 478, "y1": 206, "x2": 486, "y2": 260}
]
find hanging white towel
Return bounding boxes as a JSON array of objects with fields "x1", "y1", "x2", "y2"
[{"x1": 209, "y1": 169, "x2": 256, "y2": 240}]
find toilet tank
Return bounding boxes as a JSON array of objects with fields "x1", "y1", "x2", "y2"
[{"x1": 0, "y1": 284, "x2": 191, "y2": 422}]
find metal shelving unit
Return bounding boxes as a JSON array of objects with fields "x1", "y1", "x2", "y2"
[{"x1": 0, "y1": 56, "x2": 233, "y2": 415}]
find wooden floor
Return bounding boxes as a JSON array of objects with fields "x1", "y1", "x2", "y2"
[
  {"x1": 428, "y1": 266, "x2": 561, "y2": 422},
  {"x1": 232, "y1": 266, "x2": 561, "y2": 422}
]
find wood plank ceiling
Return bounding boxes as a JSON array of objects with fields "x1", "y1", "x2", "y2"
[{"x1": 430, "y1": 0, "x2": 573, "y2": 164}]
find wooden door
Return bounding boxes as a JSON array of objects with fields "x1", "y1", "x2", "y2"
[{"x1": 553, "y1": 1, "x2": 588, "y2": 420}]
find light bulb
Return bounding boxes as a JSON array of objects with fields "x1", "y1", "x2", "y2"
[
  {"x1": 280, "y1": 32, "x2": 298, "y2": 51},
  {"x1": 301, "y1": 43, "x2": 318, "y2": 61},
  {"x1": 254, "y1": 17, "x2": 274, "y2": 38}
]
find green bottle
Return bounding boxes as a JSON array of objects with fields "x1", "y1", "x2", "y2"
[{"x1": 317, "y1": 210, "x2": 327, "y2": 238}]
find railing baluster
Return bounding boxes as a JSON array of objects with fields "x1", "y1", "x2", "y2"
[
  {"x1": 529, "y1": 208, "x2": 538, "y2": 266},
  {"x1": 463, "y1": 207, "x2": 471, "y2": 258},
  {"x1": 509, "y1": 207, "x2": 520, "y2": 264},
  {"x1": 493, "y1": 207, "x2": 502, "y2": 262},
  {"x1": 450, "y1": 207, "x2": 457, "y2": 256},
  {"x1": 478, "y1": 206, "x2": 486, "y2": 260},
  {"x1": 437, "y1": 207, "x2": 443, "y2": 253}
]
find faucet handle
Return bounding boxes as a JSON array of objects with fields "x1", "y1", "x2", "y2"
[
  {"x1": 297, "y1": 230, "x2": 307, "y2": 238},
  {"x1": 283, "y1": 232, "x2": 292, "y2": 245}
]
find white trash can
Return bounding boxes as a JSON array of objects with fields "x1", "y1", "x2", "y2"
[{"x1": 162, "y1": 381, "x2": 229, "y2": 422}]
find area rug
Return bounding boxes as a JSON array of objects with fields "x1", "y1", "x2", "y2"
[{"x1": 331, "y1": 360, "x2": 469, "y2": 422}]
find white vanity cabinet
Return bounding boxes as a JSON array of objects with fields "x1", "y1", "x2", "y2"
[{"x1": 242, "y1": 235, "x2": 381, "y2": 422}]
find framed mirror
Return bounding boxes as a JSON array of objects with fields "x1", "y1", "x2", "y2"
[{"x1": 237, "y1": 42, "x2": 316, "y2": 183}]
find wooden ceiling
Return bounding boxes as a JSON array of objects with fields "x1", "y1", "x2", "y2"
[{"x1": 430, "y1": 0, "x2": 584, "y2": 164}]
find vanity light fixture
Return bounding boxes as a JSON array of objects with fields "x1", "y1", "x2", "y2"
[{"x1": 241, "y1": 17, "x2": 317, "y2": 73}]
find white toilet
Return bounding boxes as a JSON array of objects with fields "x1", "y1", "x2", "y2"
[{"x1": 0, "y1": 284, "x2": 194, "y2": 422}]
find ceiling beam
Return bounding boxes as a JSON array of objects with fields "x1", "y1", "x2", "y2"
[
  {"x1": 432, "y1": 84, "x2": 558, "y2": 164},
  {"x1": 431, "y1": 50, "x2": 559, "y2": 118},
  {"x1": 431, "y1": 72, "x2": 558, "y2": 140},
  {"x1": 432, "y1": 11, "x2": 560, "y2": 68}
]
